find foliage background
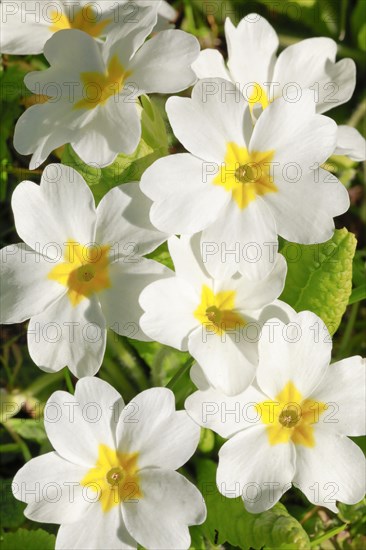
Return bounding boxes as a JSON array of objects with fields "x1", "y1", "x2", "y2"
[{"x1": 0, "y1": 0, "x2": 365, "y2": 548}]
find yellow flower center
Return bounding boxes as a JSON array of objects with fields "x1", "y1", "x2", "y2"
[
  {"x1": 49, "y1": 4, "x2": 112, "y2": 38},
  {"x1": 248, "y1": 83, "x2": 270, "y2": 115},
  {"x1": 48, "y1": 240, "x2": 111, "y2": 307},
  {"x1": 213, "y1": 143, "x2": 277, "y2": 209},
  {"x1": 81, "y1": 444, "x2": 142, "y2": 513},
  {"x1": 256, "y1": 381, "x2": 327, "y2": 447},
  {"x1": 74, "y1": 55, "x2": 132, "y2": 110},
  {"x1": 194, "y1": 285, "x2": 246, "y2": 335}
]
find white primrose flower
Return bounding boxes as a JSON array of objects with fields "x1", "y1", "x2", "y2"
[
  {"x1": 0, "y1": 164, "x2": 170, "y2": 377},
  {"x1": 141, "y1": 79, "x2": 349, "y2": 279},
  {"x1": 139, "y1": 234, "x2": 291, "y2": 396},
  {"x1": 185, "y1": 310, "x2": 366, "y2": 513},
  {"x1": 13, "y1": 8, "x2": 199, "y2": 169},
  {"x1": 12, "y1": 377, "x2": 206, "y2": 549},
  {"x1": 192, "y1": 13, "x2": 366, "y2": 161},
  {"x1": 0, "y1": 0, "x2": 176, "y2": 54}
]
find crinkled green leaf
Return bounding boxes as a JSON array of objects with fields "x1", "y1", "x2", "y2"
[
  {"x1": 280, "y1": 228, "x2": 356, "y2": 334},
  {"x1": 0, "y1": 528, "x2": 56, "y2": 550},
  {"x1": 196, "y1": 459, "x2": 310, "y2": 549},
  {"x1": 61, "y1": 97, "x2": 168, "y2": 204}
]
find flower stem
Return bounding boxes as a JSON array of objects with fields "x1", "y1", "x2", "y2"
[
  {"x1": 3, "y1": 422, "x2": 32, "y2": 462},
  {"x1": 166, "y1": 357, "x2": 194, "y2": 391},
  {"x1": 64, "y1": 369, "x2": 75, "y2": 395}
]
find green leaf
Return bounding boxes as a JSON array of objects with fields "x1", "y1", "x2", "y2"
[
  {"x1": 338, "y1": 498, "x2": 366, "y2": 529},
  {"x1": 61, "y1": 97, "x2": 168, "y2": 204},
  {"x1": 140, "y1": 95, "x2": 169, "y2": 152},
  {"x1": 6, "y1": 418, "x2": 47, "y2": 444},
  {"x1": 0, "y1": 479, "x2": 26, "y2": 529},
  {"x1": 196, "y1": 458, "x2": 310, "y2": 549},
  {"x1": 0, "y1": 529, "x2": 56, "y2": 550},
  {"x1": 280, "y1": 228, "x2": 357, "y2": 334},
  {"x1": 147, "y1": 242, "x2": 174, "y2": 271},
  {"x1": 198, "y1": 428, "x2": 215, "y2": 453},
  {"x1": 189, "y1": 525, "x2": 207, "y2": 550},
  {"x1": 0, "y1": 65, "x2": 29, "y2": 196},
  {"x1": 349, "y1": 284, "x2": 366, "y2": 305},
  {"x1": 351, "y1": 0, "x2": 366, "y2": 51}
]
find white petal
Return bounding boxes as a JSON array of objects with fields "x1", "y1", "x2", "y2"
[
  {"x1": 27, "y1": 294, "x2": 106, "y2": 378},
  {"x1": 201, "y1": 197, "x2": 278, "y2": 280},
  {"x1": 219, "y1": 253, "x2": 287, "y2": 311},
  {"x1": 141, "y1": 153, "x2": 229, "y2": 234},
  {"x1": 263, "y1": 168, "x2": 350, "y2": 244},
  {"x1": 11, "y1": 164, "x2": 96, "y2": 254},
  {"x1": 13, "y1": 102, "x2": 86, "y2": 170},
  {"x1": 0, "y1": 0, "x2": 54, "y2": 54},
  {"x1": 73, "y1": 376, "x2": 124, "y2": 439},
  {"x1": 257, "y1": 299, "x2": 295, "y2": 326},
  {"x1": 334, "y1": 125, "x2": 366, "y2": 161},
  {"x1": 0, "y1": 244, "x2": 65, "y2": 323},
  {"x1": 122, "y1": 469, "x2": 206, "y2": 550},
  {"x1": 99, "y1": 257, "x2": 171, "y2": 341},
  {"x1": 117, "y1": 388, "x2": 200, "y2": 470},
  {"x1": 166, "y1": 79, "x2": 247, "y2": 163},
  {"x1": 128, "y1": 29, "x2": 199, "y2": 94},
  {"x1": 273, "y1": 38, "x2": 356, "y2": 114},
  {"x1": 139, "y1": 277, "x2": 199, "y2": 350},
  {"x1": 257, "y1": 311, "x2": 332, "y2": 400},
  {"x1": 311, "y1": 356, "x2": 366, "y2": 436},
  {"x1": 217, "y1": 426, "x2": 295, "y2": 513},
  {"x1": 190, "y1": 362, "x2": 210, "y2": 391},
  {"x1": 250, "y1": 92, "x2": 337, "y2": 170},
  {"x1": 71, "y1": 99, "x2": 141, "y2": 165},
  {"x1": 157, "y1": 0, "x2": 177, "y2": 21},
  {"x1": 192, "y1": 49, "x2": 231, "y2": 80},
  {"x1": 188, "y1": 327, "x2": 257, "y2": 396},
  {"x1": 168, "y1": 235, "x2": 211, "y2": 288},
  {"x1": 56, "y1": 503, "x2": 136, "y2": 550},
  {"x1": 104, "y1": 2, "x2": 159, "y2": 66},
  {"x1": 42, "y1": 28, "x2": 105, "y2": 73},
  {"x1": 96, "y1": 182, "x2": 168, "y2": 256},
  {"x1": 44, "y1": 377, "x2": 122, "y2": 467},
  {"x1": 294, "y1": 431, "x2": 366, "y2": 512},
  {"x1": 185, "y1": 384, "x2": 266, "y2": 438},
  {"x1": 12, "y1": 451, "x2": 88, "y2": 524},
  {"x1": 225, "y1": 14, "x2": 278, "y2": 85}
]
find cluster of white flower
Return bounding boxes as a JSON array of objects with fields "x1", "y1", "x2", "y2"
[{"x1": 1, "y1": 2, "x2": 365, "y2": 549}]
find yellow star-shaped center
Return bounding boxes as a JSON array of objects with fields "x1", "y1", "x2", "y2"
[
  {"x1": 256, "y1": 381, "x2": 327, "y2": 447},
  {"x1": 48, "y1": 240, "x2": 111, "y2": 307},
  {"x1": 213, "y1": 143, "x2": 277, "y2": 209},
  {"x1": 81, "y1": 444, "x2": 142, "y2": 513},
  {"x1": 194, "y1": 285, "x2": 246, "y2": 335}
]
